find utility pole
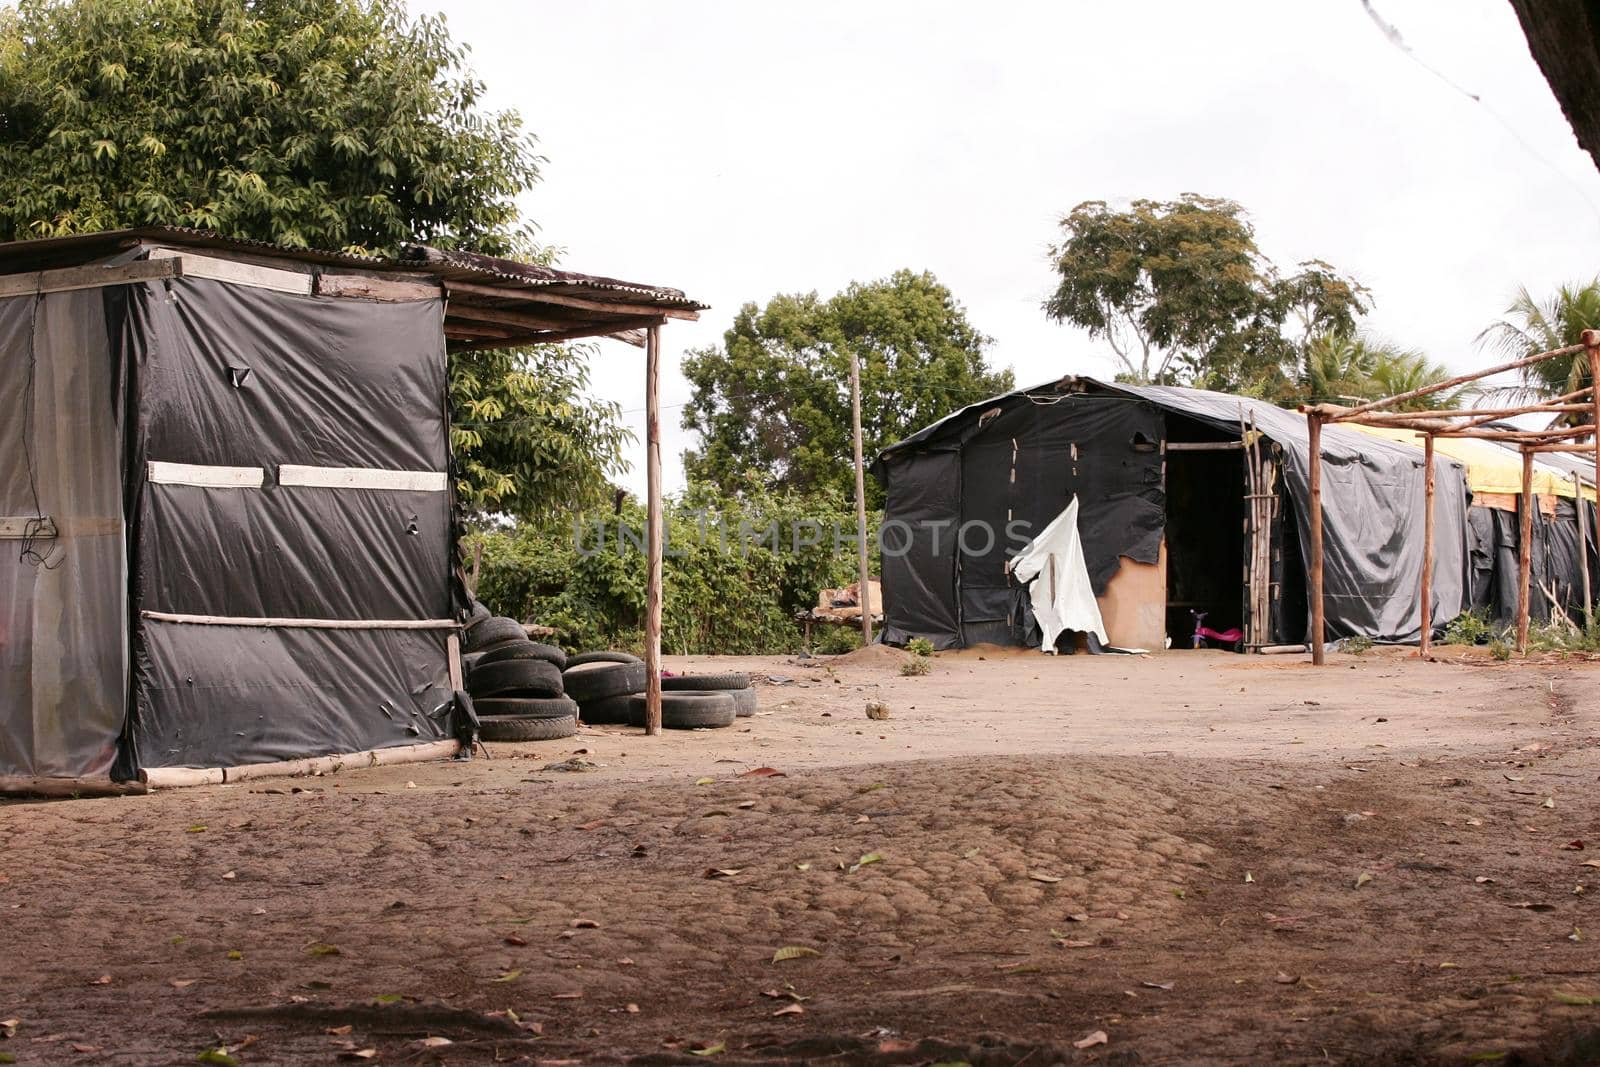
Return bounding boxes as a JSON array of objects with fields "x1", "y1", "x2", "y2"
[{"x1": 849, "y1": 348, "x2": 873, "y2": 644}]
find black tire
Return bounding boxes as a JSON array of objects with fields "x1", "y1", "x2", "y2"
[
  {"x1": 476, "y1": 640, "x2": 568, "y2": 671},
  {"x1": 662, "y1": 672, "x2": 750, "y2": 691},
  {"x1": 466, "y1": 599, "x2": 492, "y2": 625},
  {"x1": 729, "y1": 687, "x2": 757, "y2": 717},
  {"x1": 567, "y1": 650, "x2": 642, "y2": 667},
  {"x1": 469, "y1": 658, "x2": 564, "y2": 699},
  {"x1": 579, "y1": 693, "x2": 634, "y2": 725},
  {"x1": 461, "y1": 651, "x2": 486, "y2": 675},
  {"x1": 465, "y1": 616, "x2": 524, "y2": 653},
  {"x1": 563, "y1": 661, "x2": 647, "y2": 704},
  {"x1": 479, "y1": 715, "x2": 577, "y2": 742},
  {"x1": 473, "y1": 695, "x2": 578, "y2": 720},
  {"x1": 627, "y1": 691, "x2": 736, "y2": 729}
]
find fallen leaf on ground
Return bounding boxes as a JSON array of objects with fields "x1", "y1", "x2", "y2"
[
  {"x1": 1475, "y1": 876, "x2": 1496, "y2": 885},
  {"x1": 571, "y1": 918, "x2": 600, "y2": 929},
  {"x1": 688, "y1": 1041, "x2": 726, "y2": 1056},
  {"x1": 307, "y1": 942, "x2": 340, "y2": 956},
  {"x1": 849, "y1": 852, "x2": 882, "y2": 873},
  {"x1": 738, "y1": 767, "x2": 786, "y2": 778},
  {"x1": 1055, "y1": 939, "x2": 1093, "y2": 948},
  {"x1": 1355, "y1": 872, "x2": 1373, "y2": 888},
  {"x1": 1244, "y1": 872, "x2": 1254, "y2": 883},
  {"x1": 1553, "y1": 991, "x2": 1597, "y2": 1006},
  {"x1": 326, "y1": 1026, "x2": 353, "y2": 1036},
  {"x1": 772, "y1": 946, "x2": 820, "y2": 963},
  {"x1": 772, "y1": 1003, "x2": 805, "y2": 1016},
  {"x1": 1073, "y1": 1030, "x2": 1108, "y2": 1049},
  {"x1": 694, "y1": 777, "x2": 714, "y2": 786},
  {"x1": 504, "y1": 935, "x2": 526, "y2": 946},
  {"x1": 551, "y1": 992, "x2": 583, "y2": 1000},
  {"x1": 1029, "y1": 873, "x2": 1062, "y2": 883},
  {"x1": 1583, "y1": 860, "x2": 1600, "y2": 869},
  {"x1": 1142, "y1": 981, "x2": 1175, "y2": 990},
  {"x1": 370, "y1": 994, "x2": 403, "y2": 1004},
  {"x1": 492, "y1": 970, "x2": 522, "y2": 982},
  {"x1": 625, "y1": 1003, "x2": 639, "y2": 1014},
  {"x1": 1275, "y1": 972, "x2": 1301, "y2": 985},
  {"x1": 1560, "y1": 841, "x2": 1584, "y2": 850},
  {"x1": 88, "y1": 975, "x2": 111, "y2": 985},
  {"x1": 337, "y1": 1051, "x2": 377, "y2": 1061},
  {"x1": 738, "y1": 801, "x2": 757, "y2": 809},
  {"x1": 1506, "y1": 902, "x2": 1555, "y2": 911},
  {"x1": 704, "y1": 868, "x2": 742, "y2": 879},
  {"x1": 418, "y1": 1037, "x2": 452, "y2": 1048},
  {"x1": 196, "y1": 1050, "x2": 239, "y2": 1066}
]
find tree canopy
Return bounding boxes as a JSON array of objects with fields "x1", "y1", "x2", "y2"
[
  {"x1": 0, "y1": 0, "x2": 627, "y2": 516},
  {"x1": 1045, "y1": 194, "x2": 1369, "y2": 397},
  {"x1": 682, "y1": 270, "x2": 1013, "y2": 503},
  {"x1": 1301, "y1": 332, "x2": 1470, "y2": 411},
  {"x1": 1477, "y1": 281, "x2": 1600, "y2": 425}
]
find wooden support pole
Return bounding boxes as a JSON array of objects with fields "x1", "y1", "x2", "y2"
[
  {"x1": 1517, "y1": 448, "x2": 1535, "y2": 654},
  {"x1": 1575, "y1": 472, "x2": 1592, "y2": 630},
  {"x1": 1308, "y1": 413, "x2": 1327, "y2": 665},
  {"x1": 643, "y1": 325, "x2": 664, "y2": 736},
  {"x1": 1421, "y1": 434, "x2": 1435, "y2": 657},
  {"x1": 848, "y1": 348, "x2": 873, "y2": 645},
  {"x1": 1588, "y1": 331, "x2": 1600, "y2": 630}
]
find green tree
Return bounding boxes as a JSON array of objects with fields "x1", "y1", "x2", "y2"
[
  {"x1": 682, "y1": 270, "x2": 1013, "y2": 503},
  {"x1": 1045, "y1": 194, "x2": 1369, "y2": 396},
  {"x1": 1476, "y1": 281, "x2": 1600, "y2": 425},
  {"x1": 1302, "y1": 333, "x2": 1470, "y2": 411},
  {"x1": 0, "y1": 0, "x2": 626, "y2": 516}
]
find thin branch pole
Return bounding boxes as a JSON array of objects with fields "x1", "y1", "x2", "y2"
[
  {"x1": 1435, "y1": 425, "x2": 1597, "y2": 442},
  {"x1": 848, "y1": 348, "x2": 873, "y2": 645},
  {"x1": 643, "y1": 325, "x2": 664, "y2": 736},
  {"x1": 1421, "y1": 434, "x2": 1435, "y2": 657},
  {"x1": 1517, "y1": 448, "x2": 1534, "y2": 654},
  {"x1": 1317, "y1": 342, "x2": 1586, "y2": 421},
  {"x1": 1349, "y1": 402, "x2": 1593, "y2": 424},
  {"x1": 1308, "y1": 413, "x2": 1326, "y2": 665}
]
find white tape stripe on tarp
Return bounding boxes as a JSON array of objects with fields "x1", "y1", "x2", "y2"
[
  {"x1": 278, "y1": 465, "x2": 448, "y2": 492},
  {"x1": 141, "y1": 611, "x2": 456, "y2": 630},
  {"x1": 148, "y1": 461, "x2": 265, "y2": 488}
]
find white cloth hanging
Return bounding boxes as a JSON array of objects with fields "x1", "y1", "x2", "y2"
[{"x1": 1007, "y1": 495, "x2": 1108, "y2": 652}]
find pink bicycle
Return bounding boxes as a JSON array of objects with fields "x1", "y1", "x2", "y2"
[{"x1": 1191, "y1": 610, "x2": 1242, "y2": 650}]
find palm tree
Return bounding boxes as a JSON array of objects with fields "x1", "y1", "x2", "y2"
[
  {"x1": 1476, "y1": 281, "x2": 1600, "y2": 423},
  {"x1": 1302, "y1": 333, "x2": 1470, "y2": 410}
]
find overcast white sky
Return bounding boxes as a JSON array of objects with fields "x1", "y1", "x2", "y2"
[{"x1": 413, "y1": 0, "x2": 1600, "y2": 495}]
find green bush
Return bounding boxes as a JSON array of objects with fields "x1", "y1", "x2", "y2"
[
  {"x1": 1440, "y1": 610, "x2": 1492, "y2": 646},
  {"x1": 906, "y1": 637, "x2": 934, "y2": 658},
  {"x1": 471, "y1": 483, "x2": 876, "y2": 655},
  {"x1": 899, "y1": 654, "x2": 931, "y2": 676},
  {"x1": 813, "y1": 626, "x2": 864, "y2": 656}
]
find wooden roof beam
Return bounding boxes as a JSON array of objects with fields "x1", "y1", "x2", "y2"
[{"x1": 445, "y1": 279, "x2": 699, "y2": 321}]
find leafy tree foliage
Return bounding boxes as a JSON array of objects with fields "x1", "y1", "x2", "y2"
[
  {"x1": 1477, "y1": 281, "x2": 1600, "y2": 425},
  {"x1": 473, "y1": 483, "x2": 867, "y2": 655},
  {"x1": 0, "y1": 0, "x2": 626, "y2": 516},
  {"x1": 1301, "y1": 333, "x2": 1470, "y2": 411},
  {"x1": 682, "y1": 270, "x2": 1014, "y2": 503},
  {"x1": 1045, "y1": 194, "x2": 1369, "y2": 396}
]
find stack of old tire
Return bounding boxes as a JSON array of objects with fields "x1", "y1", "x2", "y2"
[
  {"x1": 462, "y1": 609, "x2": 577, "y2": 742},
  {"x1": 564, "y1": 656, "x2": 757, "y2": 730},
  {"x1": 635, "y1": 671, "x2": 757, "y2": 729}
]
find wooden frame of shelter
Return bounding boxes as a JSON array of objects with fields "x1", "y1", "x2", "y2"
[
  {"x1": 1301, "y1": 330, "x2": 1600, "y2": 665},
  {"x1": 0, "y1": 228, "x2": 704, "y2": 751}
]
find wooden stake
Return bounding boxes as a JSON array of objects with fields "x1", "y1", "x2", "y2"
[
  {"x1": 643, "y1": 324, "x2": 664, "y2": 736},
  {"x1": 1517, "y1": 448, "x2": 1534, "y2": 653},
  {"x1": 848, "y1": 348, "x2": 873, "y2": 645},
  {"x1": 1588, "y1": 333, "x2": 1600, "y2": 630},
  {"x1": 1421, "y1": 434, "x2": 1435, "y2": 657},
  {"x1": 1308, "y1": 413, "x2": 1326, "y2": 665}
]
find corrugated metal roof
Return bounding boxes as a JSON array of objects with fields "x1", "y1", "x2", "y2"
[{"x1": 0, "y1": 226, "x2": 705, "y2": 310}]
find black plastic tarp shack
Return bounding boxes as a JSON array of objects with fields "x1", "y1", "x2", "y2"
[
  {"x1": 872, "y1": 377, "x2": 1470, "y2": 651},
  {"x1": 1, "y1": 264, "x2": 458, "y2": 786}
]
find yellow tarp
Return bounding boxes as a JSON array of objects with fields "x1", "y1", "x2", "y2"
[{"x1": 1349, "y1": 423, "x2": 1595, "y2": 502}]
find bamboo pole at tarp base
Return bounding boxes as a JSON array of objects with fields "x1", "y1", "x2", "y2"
[
  {"x1": 1517, "y1": 448, "x2": 1535, "y2": 654},
  {"x1": 848, "y1": 348, "x2": 873, "y2": 645},
  {"x1": 140, "y1": 738, "x2": 462, "y2": 789},
  {"x1": 0, "y1": 776, "x2": 150, "y2": 799},
  {"x1": 1307, "y1": 412, "x2": 1327, "y2": 665},
  {"x1": 1421, "y1": 433, "x2": 1435, "y2": 657},
  {"x1": 643, "y1": 324, "x2": 664, "y2": 736}
]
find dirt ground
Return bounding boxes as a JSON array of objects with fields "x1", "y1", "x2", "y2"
[{"x1": 4, "y1": 645, "x2": 1600, "y2": 1065}]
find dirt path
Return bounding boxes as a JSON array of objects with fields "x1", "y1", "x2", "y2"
[{"x1": 3, "y1": 650, "x2": 1599, "y2": 1065}]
